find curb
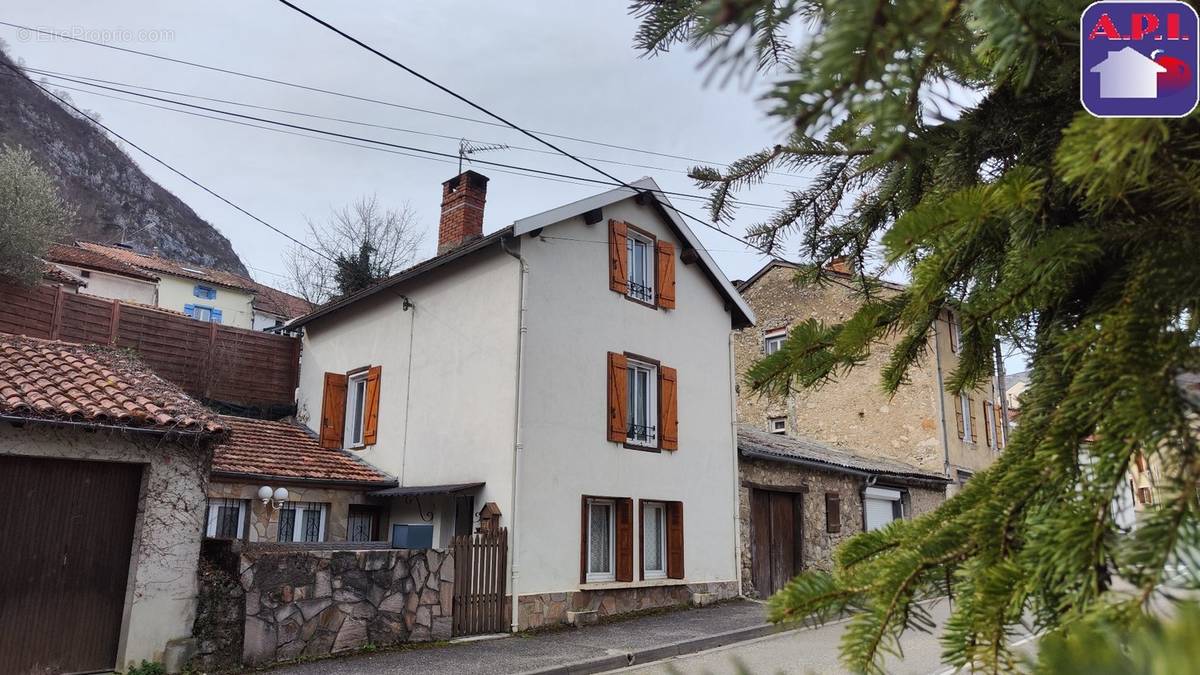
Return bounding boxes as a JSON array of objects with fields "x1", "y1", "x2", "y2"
[{"x1": 519, "y1": 622, "x2": 790, "y2": 675}]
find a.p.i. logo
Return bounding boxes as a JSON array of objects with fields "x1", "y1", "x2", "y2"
[{"x1": 1081, "y1": 1, "x2": 1200, "y2": 117}]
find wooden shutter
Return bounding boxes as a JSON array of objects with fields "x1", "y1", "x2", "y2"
[
  {"x1": 616, "y1": 498, "x2": 634, "y2": 582},
  {"x1": 982, "y1": 401, "x2": 992, "y2": 448},
  {"x1": 319, "y1": 372, "x2": 348, "y2": 449},
  {"x1": 825, "y1": 493, "x2": 841, "y2": 533},
  {"x1": 364, "y1": 365, "x2": 382, "y2": 445},
  {"x1": 1135, "y1": 453, "x2": 1147, "y2": 472},
  {"x1": 954, "y1": 396, "x2": 965, "y2": 440},
  {"x1": 659, "y1": 365, "x2": 678, "y2": 451},
  {"x1": 666, "y1": 501, "x2": 684, "y2": 579},
  {"x1": 968, "y1": 397, "x2": 978, "y2": 443},
  {"x1": 609, "y1": 220, "x2": 629, "y2": 293},
  {"x1": 656, "y1": 241, "x2": 676, "y2": 309},
  {"x1": 994, "y1": 403, "x2": 1005, "y2": 447},
  {"x1": 607, "y1": 352, "x2": 628, "y2": 442}
]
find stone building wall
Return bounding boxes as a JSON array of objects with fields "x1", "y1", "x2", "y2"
[
  {"x1": 516, "y1": 581, "x2": 739, "y2": 630},
  {"x1": 239, "y1": 548, "x2": 453, "y2": 665},
  {"x1": 737, "y1": 457, "x2": 944, "y2": 597},
  {"x1": 734, "y1": 265, "x2": 947, "y2": 473},
  {"x1": 208, "y1": 481, "x2": 378, "y2": 542}
]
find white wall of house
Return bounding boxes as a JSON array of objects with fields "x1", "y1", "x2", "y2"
[
  {"x1": 53, "y1": 264, "x2": 157, "y2": 305},
  {"x1": 0, "y1": 424, "x2": 209, "y2": 671},
  {"x1": 516, "y1": 196, "x2": 741, "y2": 596},
  {"x1": 296, "y1": 249, "x2": 522, "y2": 547},
  {"x1": 157, "y1": 274, "x2": 256, "y2": 329},
  {"x1": 252, "y1": 310, "x2": 285, "y2": 331}
]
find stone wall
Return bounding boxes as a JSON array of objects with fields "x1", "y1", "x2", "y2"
[
  {"x1": 516, "y1": 580, "x2": 738, "y2": 630},
  {"x1": 738, "y1": 457, "x2": 944, "y2": 597},
  {"x1": 239, "y1": 547, "x2": 453, "y2": 665}
]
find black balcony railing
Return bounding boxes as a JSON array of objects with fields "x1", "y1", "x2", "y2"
[
  {"x1": 628, "y1": 280, "x2": 654, "y2": 303},
  {"x1": 627, "y1": 423, "x2": 657, "y2": 444}
]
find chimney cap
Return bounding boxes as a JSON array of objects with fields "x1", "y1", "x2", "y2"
[{"x1": 444, "y1": 170, "x2": 490, "y2": 191}]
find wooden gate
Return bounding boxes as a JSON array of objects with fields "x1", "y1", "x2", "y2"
[
  {"x1": 451, "y1": 528, "x2": 508, "y2": 636},
  {"x1": 0, "y1": 455, "x2": 144, "y2": 674}
]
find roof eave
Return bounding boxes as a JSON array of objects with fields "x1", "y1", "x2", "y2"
[
  {"x1": 210, "y1": 469, "x2": 397, "y2": 489},
  {"x1": 740, "y1": 447, "x2": 950, "y2": 487}
]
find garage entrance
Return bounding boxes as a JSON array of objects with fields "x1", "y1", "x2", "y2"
[
  {"x1": 749, "y1": 488, "x2": 804, "y2": 597},
  {"x1": 0, "y1": 455, "x2": 144, "y2": 674}
]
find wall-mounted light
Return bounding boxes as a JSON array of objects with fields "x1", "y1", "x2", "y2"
[{"x1": 257, "y1": 485, "x2": 289, "y2": 510}]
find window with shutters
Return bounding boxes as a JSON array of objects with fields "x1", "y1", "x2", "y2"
[
  {"x1": 626, "y1": 230, "x2": 656, "y2": 304},
  {"x1": 346, "y1": 371, "x2": 368, "y2": 448},
  {"x1": 193, "y1": 284, "x2": 217, "y2": 300},
  {"x1": 205, "y1": 499, "x2": 247, "y2": 539},
  {"x1": 959, "y1": 393, "x2": 974, "y2": 443},
  {"x1": 585, "y1": 498, "x2": 616, "y2": 582},
  {"x1": 641, "y1": 501, "x2": 667, "y2": 579},
  {"x1": 276, "y1": 502, "x2": 328, "y2": 542},
  {"x1": 764, "y1": 328, "x2": 787, "y2": 355},
  {"x1": 626, "y1": 358, "x2": 658, "y2": 447}
]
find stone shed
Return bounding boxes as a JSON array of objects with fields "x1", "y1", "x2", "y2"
[
  {"x1": 736, "y1": 426, "x2": 948, "y2": 598},
  {"x1": 0, "y1": 334, "x2": 226, "y2": 674}
]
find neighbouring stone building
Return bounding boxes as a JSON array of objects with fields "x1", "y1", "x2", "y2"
[
  {"x1": 0, "y1": 334, "x2": 226, "y2": 674},
  {"x1": 734, "y1": 260, "x2": 1009, "y2": 486},
  {"x1": 736, "y1": 427, "x2": 948, "y2": 598}
]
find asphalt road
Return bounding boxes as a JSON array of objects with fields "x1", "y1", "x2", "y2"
[{"x1": 608, "y1": 599, "x2": 1039, "y2": 675}]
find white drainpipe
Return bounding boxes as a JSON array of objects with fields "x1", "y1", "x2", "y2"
[
  {"x1": 728, "y1": 331, "x2": 744, "y2": 595},
  {"x1": 502, "y1": 235, "x2": 529, "y2": 633}
]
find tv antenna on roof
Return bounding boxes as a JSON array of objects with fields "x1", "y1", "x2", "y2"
[{"x1": 459, "y1": 138, "x2": 509, "y2": 174}]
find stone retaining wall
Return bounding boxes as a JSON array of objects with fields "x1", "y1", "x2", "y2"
[{"x1": 239, "y1": 548, "x2": 454, "y2": 665}]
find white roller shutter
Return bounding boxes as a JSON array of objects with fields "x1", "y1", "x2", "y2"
[{"x1": 864, "y1": 487, "x2": 902, "y2": 531}]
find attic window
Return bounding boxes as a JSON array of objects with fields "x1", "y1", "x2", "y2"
[
  {"x1": 194, "y1": 285, "x2": 217, "y2": 300},
  {"x1": 769, "y1": 417, "x2": 786, "y2": 434}
]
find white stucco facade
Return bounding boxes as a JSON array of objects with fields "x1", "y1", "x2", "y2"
[
  {"x1": 157, "y1": 274, "x2": 256, "y2": 329},
  {"x1": 294, "y1": 185, "x2": 747, "y2": 623},
  {"x1": 53, "y1": 263, "x2": 158, "y2": 305}
]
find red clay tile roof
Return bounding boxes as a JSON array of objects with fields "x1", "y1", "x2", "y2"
[
  {"x1": 212, "y1": 416, "x2": 393, "y2": 485},
  {"x1": 41, "y1": 263, "x2": 86, "y2": 287},
  {"x1": 0, "y1": 334, "x2": 225, "y2": 435},
  {"x1": 78, "y1": 241, "x2": 255, "y2": 291},
  {"x1": 249, "y1": 282, "x2": 313, "y2": 320},
  {"x1": 45, "y1": 243, "x2": 160, "y2": 282}
]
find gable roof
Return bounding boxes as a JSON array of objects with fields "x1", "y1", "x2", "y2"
[
  {"x1": 737, "y1": 259, "x2": 907, "y2": 294},
  {"x1": 249, "y1": 281, "x2": 313, "y2": 320},
  {"x1": 45, "y1": 243, "x2": 160, "y2": 282},
  {"x1": 513, "y1": 177, "x2": 754, "y2": 327},
  {"x1": 78, "y1": 241, "x2": 256, "y2": 291},
  {"x1": 0, "y1": 334, "x2": 225, "y2": 437},
  {"x1": 212, "y1": 415, "x2": 394, "y2": 486},
  {"x1": 737, "y1": 426, "x2": 948, "y2": 484}
]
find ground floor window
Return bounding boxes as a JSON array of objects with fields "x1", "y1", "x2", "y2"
[
  {"x1": 347, "y1": 505, "x2": 381, "y2": 542},
  {"x1": 205, "y1": 498, "x2": 246, "y2": 539},
  {"x1": 586, "y1": 498, "x2": 615, "y2": 582},
  {"x1": 641, "y1": 501, "x2": 666, "y2": 579},
  {"x1": 863, "y1": 486, "x2": 904, "y2": 531},
  {"x1": 277, "y1": 502, "x2": 327, "y2": 542}
]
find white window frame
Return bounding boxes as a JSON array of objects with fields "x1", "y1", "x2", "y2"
[
  {"x1": 949, "y1": 313, "x2": 962, "y2": 351},
  {"x1": 642, "y1": 501, "x2": 667, "y2": 579},
  {"x1": 345, "y1": 371, "x2": 369, "y2": 448},
  {"x1": 769, "y1": 417, "x2": 787, "y2": 434},
  {"x1": 277, "y1": 501, "x2": 328, "y2": 543},
  {"x1": 626, "y1": 358, "x2": 658, "y2": 447},
  {"x1": 586, "y1": 498, "x2": 616, "y2": 583},
  {"x1": 959, "y1": 393, "x2": 973, "y2": 443},
  {"x1": 625, "y1": 230, "x2": 656, "y2": 304},
  {"x1": 193, "y1": 305, "x2": 214, "y2": 322},
  {"x1": 764, "y1": 328, "x2": 787, "y2": 355},
  {"x1": 205, "y1": 498, "x2": 246, "y2": 539}
]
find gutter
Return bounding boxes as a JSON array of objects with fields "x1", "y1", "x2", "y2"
[
  {"x1": 739, "y1": 448, "x2": 951, "y2": 489},
  {"x1": 501, "y1": 234, "x2": 529, "y2": 633}
]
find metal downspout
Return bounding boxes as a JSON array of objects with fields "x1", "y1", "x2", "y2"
[
  {"x1": 728, "y1": 331, "x2": 744, "y2": 595},
  {"x1": 502, "y1": 235, "x2": 528, "y2": 633}
]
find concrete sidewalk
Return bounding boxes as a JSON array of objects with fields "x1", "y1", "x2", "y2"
[{"x1": 260, "y1": 600, "x2": 777, "y2": 675}]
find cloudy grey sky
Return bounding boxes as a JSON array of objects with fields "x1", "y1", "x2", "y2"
[{"x1": 3, "y1": 1, "x2": 799, "y2": 285}]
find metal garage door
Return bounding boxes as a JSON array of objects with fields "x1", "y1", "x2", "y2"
[{"x1": 0, "y1": 455, "x2": 144, "y2": 674}]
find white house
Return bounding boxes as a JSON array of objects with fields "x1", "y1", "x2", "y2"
[
  {"x1": 1090, "y1": 47, "x2": 1166, "y2": 99},
  {"x1": 289, "y1": 170, "x2": 754, "y2": 630}
]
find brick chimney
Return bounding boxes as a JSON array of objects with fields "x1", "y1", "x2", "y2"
[{"x1": 438, "y1": 170, "x2": 489, "y2": 255}]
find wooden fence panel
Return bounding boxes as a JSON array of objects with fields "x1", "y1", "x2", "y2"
[
  {"x1": 451, "y1": 528, "x2": 508, "y2": 636},
  {"x1": 0, "y1": 283, "x2": 300, "y2": 407}
]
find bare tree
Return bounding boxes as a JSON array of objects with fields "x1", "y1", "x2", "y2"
[
  {"x1": 0, "y1": 145, "x2": 75, "y2": 285},
  {"x1": 285, "y1": 195, "x2": 424, "y2": 305}
]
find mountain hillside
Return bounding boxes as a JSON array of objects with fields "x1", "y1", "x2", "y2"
[{"x1": 0, "y1": 47, "x2": 248, "y2": 276}]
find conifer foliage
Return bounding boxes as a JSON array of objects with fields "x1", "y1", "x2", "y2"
[{"x1": 631, "y1": 1, "x2": 1200, "y2": 672}]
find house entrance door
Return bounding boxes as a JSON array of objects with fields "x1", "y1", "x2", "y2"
[
  {"x1": 749, "y1": 488, "x2": 804, "y2": 597},
  {"x1": 0, "y1": 455, "x2": 143, "y2": 674}
]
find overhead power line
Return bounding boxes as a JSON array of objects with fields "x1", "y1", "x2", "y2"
[
  {"x1": 0, "y1": 20, "x2": 807, "y2": 180},
  {"x1": 0, "y1": 61, "x2": 334, "y2": 263}
]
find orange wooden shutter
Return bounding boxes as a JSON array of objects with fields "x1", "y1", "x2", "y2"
[
  {"x1": 666, "y1": 501, "x2": 684, "y2": 579},
  {"x1": 968, "y1": 396, "x2": 978, "y2": 443},
  {"x1": 659, "y1": 365, "x2": 678, "y2": 451},
  {"x1": 609, "y1": 219, "x2": 629, "y2": 293},
  {"x1": 607, "y1": 352, "x2": 628, "y2": 442},
  {"x1": 616, "y1": 498, "x2": 634, "y2": 582},
  {"x1": 954, "y1": 396, "x2": 965, "y2": 440},
  {"x1": 364, "y1": 365, "x2": 382, "y2": 445},
  {"x1": 656, "y1": 241, "x2": 676, "y2": 309},
  {"x1": 319, "y1": 372, "x2": 348, "y2": 448},
  {"x1": 994, "y1": 403, "x2": 1005, "y2": 447}
]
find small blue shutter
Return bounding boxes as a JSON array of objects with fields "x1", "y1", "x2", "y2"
[
  {"x1": 194, "y1": 285, "x2": 217, "y2": 299},
  {"x1": 184, "y1": 303, "x2": 196, "y2": 318},
  {"x1": 211, "y1": 308, "x2": 223, "y2": 324}
]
